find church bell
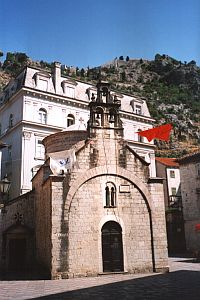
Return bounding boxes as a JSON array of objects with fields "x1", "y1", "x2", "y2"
[{"x1": 109, "y1": 113, "x2": 115, "y2": 123}]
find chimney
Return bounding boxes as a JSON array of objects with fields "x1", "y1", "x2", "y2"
[{"x1": 53, "y1": 62, "x2": 61, "y2": 94}]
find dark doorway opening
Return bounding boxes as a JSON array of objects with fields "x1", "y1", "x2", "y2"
[
  {"x1": 9, "y1": 238, "x2": 27, "y2": 271},
  {"x1": 102, "y1": 221, "x2": 124, "y2": 272}
]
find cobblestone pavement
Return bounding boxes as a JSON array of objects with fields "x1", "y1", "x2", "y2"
[{"x1": 1, "y1": 257, "x2": 200, "y2": 300}]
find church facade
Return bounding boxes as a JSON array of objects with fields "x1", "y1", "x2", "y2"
[{"x1": 0, "y1": 81, "x2": 168, "y2": 278}]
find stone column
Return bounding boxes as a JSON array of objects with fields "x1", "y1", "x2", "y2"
[
  {"x1": 21, "y1": 131, "x2": 32, "y2": 194},
  {"x1": 148, "y1": 178, "x2": 169, "y2": 272}
]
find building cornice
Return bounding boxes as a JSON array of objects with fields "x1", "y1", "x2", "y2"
[
  {"x1": 126, "y1": 139, "x2": 156, "y2": 149},
  {"x1": 21, "y1": 120, "x2": 64, "y2": 131},
  {"x1": 120, "y1": 111, "x2": 154, "y2": 124},
  {"x1": 0, "y1": 119, "x2": 64, "y2": 139},
  {"x1": 24, "y1": 87, "x2": 88, "y2": 110},
  {"x1": 23, "y1": 88, "x2": 156, "y2": 124},
  {"x1": 0, "y1": 86, "x2": 155, "y2": 125}
]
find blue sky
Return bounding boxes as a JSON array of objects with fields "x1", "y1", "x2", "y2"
[{"x1": 0, "y1": 0, "x2": 200, "y2": 68}]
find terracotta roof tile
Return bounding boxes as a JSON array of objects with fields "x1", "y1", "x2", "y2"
[{"x1": 155, "y1": 157, "x2": 179, "y2": 167}]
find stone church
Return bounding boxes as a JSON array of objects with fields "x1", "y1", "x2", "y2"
[{"x1": 0, "y1": 81, "x2": 168, "y2": 279}]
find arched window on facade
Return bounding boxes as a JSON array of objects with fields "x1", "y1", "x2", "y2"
[
  {"x1": 9, "y1": 114, "x2": 13, "y2": 128},
  {"x1": 67, "y1": 114, "x2": 75, "y2": 127},
  {"x1": 38, "y1": 108, "x2": 47, "y2": 124},
  {"x1": 105, "y1": 182, "x2": 116, "y2": 207}
]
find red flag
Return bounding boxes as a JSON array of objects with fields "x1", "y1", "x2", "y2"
[
  {"x1": 195, "y1": 224, "x2": 200, "y2": 231},
  {"x1": 137, "y1": 124, "x2": 172, "y2": 142}
]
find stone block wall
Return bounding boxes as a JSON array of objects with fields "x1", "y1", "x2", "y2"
[
  {"x1": 148, "y1": 180, "x2": 169, "y2": 272},
  {"x1": 46, "y1": 128, "x2": 168, "y2": 278},
  {"x1": 33, "y1": 166, "x2": 52, "y2": 273},
  {"x1": 47, "y1": 173, "x2": 168, "y2": 278},
  {"x1": 180, "y1": 163, "x2": 200, "y2": 252},
  {"x1": 51, "y1": 176, "x2": 66, "y2": 279},
  {"x1": 65, "y1": 175, "x2": 154, "y2": 277},
  {"x1": 31, "y1": 126, "x2": 168, "y2": 278}
]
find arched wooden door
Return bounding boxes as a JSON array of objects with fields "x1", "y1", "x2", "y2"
[{"x1": 102, "y1": 221, "x2": 124, "y2": 272}]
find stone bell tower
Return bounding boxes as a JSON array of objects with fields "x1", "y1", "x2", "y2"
[{"x1": 88, "y1": 80, "x2": 123, "y2": 138}]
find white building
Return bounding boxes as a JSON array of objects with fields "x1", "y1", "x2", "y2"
[
  {"x1": 155, "y1": 157, "x2": 186, "y2": 253},
  {"x1": 0, "y1": 62, "x2": 156, "y2": 199},
  {"x1": 155, "y1": 157, "x2": 181, "y2": 208}
]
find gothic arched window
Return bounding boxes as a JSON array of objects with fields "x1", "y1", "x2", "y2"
[{"x1": 105, "y1": 182, "x2": 116, "y2": 207}]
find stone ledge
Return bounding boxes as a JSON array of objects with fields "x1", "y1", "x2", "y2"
[{"x1": 98, "y1": 271, "x2": 128, "y2": 276}]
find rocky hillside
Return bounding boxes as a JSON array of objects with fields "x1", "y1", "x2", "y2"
[
  {"x1": 0, "y1": 51, "x2": 52, "y2": 92},
  {"x1": 1, "y1": 52, "x2": 200, "y2": 157},
  {"x1": 82, "y1": 55, "x2": 200, "y2": 157}
]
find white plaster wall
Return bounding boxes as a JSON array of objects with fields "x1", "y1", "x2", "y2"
[
  {"x1": 0, "y1": 95, "x2": 23, "y2": 134},
  {"x1": 122, "y1": 119, "x2": 153, "y2": 143},
  {"x1": 1, "y1": 126, "x2": 23, "y2": 198},
  {"x1": 23, "y1": 94, "x2": 89, "y2": 129},
  {"x1": 166, "y1": 167, "x2": 181, "y2": 196}
]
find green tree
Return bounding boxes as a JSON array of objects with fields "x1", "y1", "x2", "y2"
[
  {"x1": 121, "y1": 71, "x2": 126, "y2": 82},
  {"x1": 188, "y1": 60, "x2": 196, "y2": 66},
  {"x1": 17, "y1": 53, "x2": 28, "y2": 63},
  {"x1": 76, "y1": 67, "x2": 80, "y2": 76},
  {"x1": 80, "y1": 68, "x2": 85, "y2": 77},
  {"x1": 6, "y1": 52, "x2": 15, "y2": 62},
  {"x1": 155, "y1": 53, "x2": 162, "y2": 61}
]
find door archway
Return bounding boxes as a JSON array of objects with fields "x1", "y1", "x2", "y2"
[
  {"x1": 2, "y1": 224, "x2": 34, "y2": 272},
  {"x1": 101, "y1": 221, "x2": 124, "y2": 272}
]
